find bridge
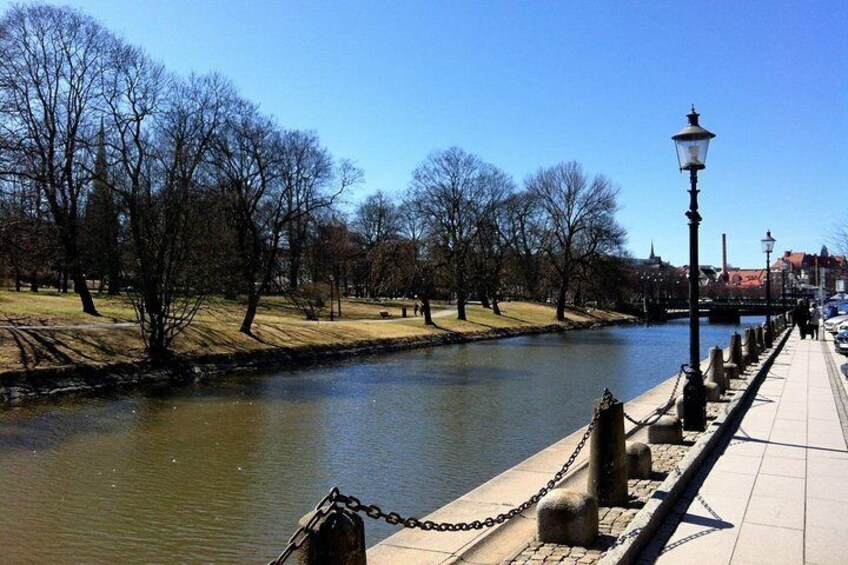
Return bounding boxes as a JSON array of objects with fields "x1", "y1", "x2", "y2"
[{"x1": 643, "y1": 298, "x2": 791, "y2": 323}]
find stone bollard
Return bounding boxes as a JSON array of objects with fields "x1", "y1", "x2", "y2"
[
  {"x1": 730, "y1": 332, "x2": 745, "y2": 373},
  {"x1": 765, "y1": 321, "x2": 774, "y2": 348},
  {"x1": 626, "y1": 442, "x2": 652, "y2": 479},
  {"x1": 723, "y1": 362, "x2": 739, "y2": 384},
  {"x1": 648, "y1": 415, "x2": 683, "y2": 445},
  {"x1": 588, "y1": 396, "x2": 629, "y2": 507},
  {"x1": 402, "y1": 305, "x2": 408, "y2": 318},
  {"x1": 756, "y1": 325, "x2": 765, "y2": 352},
  {"x1": 704, "y1": 381, "x2": 721, "y2": 402},
  {"x1": 707, "y1": 346, "x2": 727, "y2": 394},
  {"x1": 537, "y1": 490, "x2": 598, "y2": 546},
  {"x1": 744, "y1": 328, "x2": 759, "y2": 366},
  {"x1": 295, "y1": 507, "x2": 366, "y2": 565}
]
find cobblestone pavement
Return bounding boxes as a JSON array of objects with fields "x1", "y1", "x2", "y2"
[{"x1": 510, "y1": 392, "x2": 742, "y2": 564}]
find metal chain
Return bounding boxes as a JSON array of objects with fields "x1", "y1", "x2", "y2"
[
  {"x1": 330, "y1": 389, "x2": 614, "y2": 533},
  {"x1": 267, "y1": 488, "x2": 341, "y2": 565},
  {"x1": 622, "y1": 365, "x2": 686, "y2": 428}
]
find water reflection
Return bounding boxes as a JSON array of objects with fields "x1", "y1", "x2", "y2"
[{"x1": 0, "y1": 317, "x2": 761, "y2": 562}]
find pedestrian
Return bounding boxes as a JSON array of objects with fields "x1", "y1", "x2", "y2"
[
  {"x1": 810, "y1": 303, "x2": 821, "y2": 340},
  {"x1": 413, "y1": 303, "x2": 419, "y2": 317},
  {"x1": 793, "y1": 299, "x2": 810, "y2": 339}
]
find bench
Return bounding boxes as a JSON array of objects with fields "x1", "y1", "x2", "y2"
[{"x1": 379, "y1": 311, "x2": 391, "y2": 319}]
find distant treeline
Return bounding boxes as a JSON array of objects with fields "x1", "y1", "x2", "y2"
[{"x1": 0, "y1": 4, "x2": 628, "y2": 357}]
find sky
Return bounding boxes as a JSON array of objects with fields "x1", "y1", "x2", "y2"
[{"x1": 2, "y1": 0, "x2": 846, "y2": 268}]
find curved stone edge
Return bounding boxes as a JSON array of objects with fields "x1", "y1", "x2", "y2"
[
  {"x1": 0, "y1": 317, "x2": 636, "y2": 406},
  {"x1": 596, "y1": 326, "x2": 792, "y2": 565}
]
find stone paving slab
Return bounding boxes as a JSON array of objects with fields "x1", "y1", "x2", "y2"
[{"x1": 638, "y1": 329, "x2": 848, "y2": 565}]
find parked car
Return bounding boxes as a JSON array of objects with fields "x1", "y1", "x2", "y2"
[
  {"x1": 826, "y1": 301, "x2": 848, "y2": 317},
  {"x1": 824, "y1": 313, "x2": 848, "y2": 334},
  {"x1": 835, "y1": 329, "x2": 848, "y2": 356}
]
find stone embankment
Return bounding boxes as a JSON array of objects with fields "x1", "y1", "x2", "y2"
[
  {"x1": 0, "y1": 317, "x2": 634, "y2": 406},
  {"x1": 273, "y1": 315, "x2": 788, "y2": 565}
]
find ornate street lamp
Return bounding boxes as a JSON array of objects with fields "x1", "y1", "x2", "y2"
[
  {"x1": 762, "y1": 231, "x2": 776, "y2": 345},
  {"x1": 672, "y1": 105, "x2": 716, "y2": 432},
  {"x1": 780, "y1": 257, "x2": 789, "y2": 316}
]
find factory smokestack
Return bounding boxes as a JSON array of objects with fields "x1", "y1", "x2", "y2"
[{"x1": 721, "y1": 233, "x2": 728, "y2": 281}]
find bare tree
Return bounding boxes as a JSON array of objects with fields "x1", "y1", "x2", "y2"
[
  {"x1": 105, "y1": 40, "x2": 231, "y2": 357},
  {"x1": 0, "y1": 4, "x2": 111, "y2": 314},
  {"x1": 527, "y1": 161, "x2": 626, "y2": 321},
  {"x1": 409, "y1": 147, "x2": 506, "y2": 320},
  {"x1": 210, "y1": 101, "x2": 356, "y2": 333},
  {"x1": 354, "y1": 190, "x2": 400, "y2": 297},
  {"x1": 472, "y1": 186, "x2": 518, "y2": 314},
  {"x1": 81, "y1": 123, "x2": 122, "y2": 294},
  {"x1": 0, "y1": 177, "x2": 59, "y2": 292},
  {"x1": 508, "y1": 190, "x2": 545, "y2": 300}
]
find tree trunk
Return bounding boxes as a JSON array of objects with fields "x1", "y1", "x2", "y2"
[
  {"x1": 456, "y1": 266, "x2": 467, "y2": 320},
  {"x1": 492, "y1": 295, "x2": 502, "y2": 316},
  {"x1": 107, "y1": 266, "x2": 120, "y2": 296},
  {"x1": 336, "y1": 276, "x2": 342, "y2": 317},
  {"x1": 556, "y1": 282, "x2": 567, "y2": 322},
  {"x1": 240, "y1": 289, "x2": 260, "y2": 335},
  {"x1": 289, "y1": 255, "x2": 300, "y2": 290},
  {"x1": 423, "y1": 297, "x2": 434, "y2": 326},
  {"x1": 29, "y1": 272, "x2": 39, "y2": 292},
  {"x1": 14, "y1": 267, "x2": 21, "y2": 292},
  {"x1": 71, "y1": 267, "x2": 98, "y2": 315},
  {"x1": 61, "y1": 269, "x2": 69, "y2": 293},
  {"x1": 479, "y1": 290, "x2": 491, "y2": 309}
]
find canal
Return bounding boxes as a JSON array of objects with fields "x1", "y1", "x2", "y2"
[{"x1": 0, "y1": 317, "x2": 763, "y2": 563}]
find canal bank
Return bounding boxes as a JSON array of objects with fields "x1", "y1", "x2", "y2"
[
  {"x1": 362, "y1": 318, "x2": 789, "y2": 565},
  {"x1": 0, "y1": 317, "x2": 763, "y2": 564},
  {"x1": 0, "y1": 311, "x2": 634, "y2": 405}
]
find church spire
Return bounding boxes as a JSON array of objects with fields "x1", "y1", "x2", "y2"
[{"x1": 649, "y1": 241, "x2": 656, "y2": 260}]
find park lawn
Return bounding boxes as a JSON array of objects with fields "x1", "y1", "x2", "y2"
[{"x1": 0, "y1": 290, "x2": 631, "y2": 374}]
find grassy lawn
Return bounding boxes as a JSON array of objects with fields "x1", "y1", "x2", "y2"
[{"x1": 0, "y1": 290, "x2": 631, "y2": 373}]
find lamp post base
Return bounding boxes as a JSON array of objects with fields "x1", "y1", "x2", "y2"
[{"x1": 682, "y1": 375, "x2": 707, "y2": 431}]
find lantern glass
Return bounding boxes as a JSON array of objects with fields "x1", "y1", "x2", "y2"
[
  {"x1": 761, "y1": 231, "x2": 776, "y2": 254},
  {"x1": 672, "y1": 106, "x2": 716, "y2": 171},
  {"x1": 674, "y1": 138, "x2": 711, "y2": 170}
]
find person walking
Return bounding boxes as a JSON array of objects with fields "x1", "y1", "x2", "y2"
[
  {"x1": 793, "y1": 299, "x2": 811, "y2": 339},
  {"x1": 809, "y1": 303, "x2": 821, "y2": 340}
]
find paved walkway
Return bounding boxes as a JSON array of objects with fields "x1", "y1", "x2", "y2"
[{"x1": 644, "y1": 329, "x2": 848, "y2": 565}]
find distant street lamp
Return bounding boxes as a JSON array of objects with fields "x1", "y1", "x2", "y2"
[
  {"x1": 672, "y1": 105, "x2": 716, "y2": 432},
  {"x1": 780, "y1": 257, "x2": 789, "y2": 315},
  {"x1": 762, "y1": 231, "x2": 776, "y2": 346}
]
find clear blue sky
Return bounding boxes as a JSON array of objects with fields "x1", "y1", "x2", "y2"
[{"x1": 4, "y1": 0, "x2": 846, "y2": 268}]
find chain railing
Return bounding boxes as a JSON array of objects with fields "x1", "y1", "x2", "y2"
[
  {"x1": 266, "y1": 389, "x2": 617, "y2": 563},
  {"x1": 622, "y1": 364, "x2": 686, "y2": 428}
]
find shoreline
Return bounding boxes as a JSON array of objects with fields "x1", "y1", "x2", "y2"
[{"x1": 0, "y1": 315, "x2": 636, "y2": 406}]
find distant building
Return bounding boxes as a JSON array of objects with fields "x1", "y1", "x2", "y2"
[
  {"x1": 772, "y1": 248, "x2": 848, "y2": 293},
  {"x1": 629, "y1": 242, "x2": 671, "y2": 269}
]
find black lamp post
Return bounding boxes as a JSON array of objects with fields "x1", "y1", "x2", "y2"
[
  {"x1": 672, "y1": 105, "x2": 716, "y2": 432},
  {"x1": 780, "y1": 257, "x2": 789, "y2": 317},
  {"x1": 762, "y1": 231, "x2": 776, "y2": 345}
]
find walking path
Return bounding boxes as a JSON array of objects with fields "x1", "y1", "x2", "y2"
[{"x1": 641, "y1": 329, "x2": 848, "y2": 565}]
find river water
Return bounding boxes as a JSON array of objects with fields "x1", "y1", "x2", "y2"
[{"x1": 0, "y1": 317, "x2": 762, "y2": 563}]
